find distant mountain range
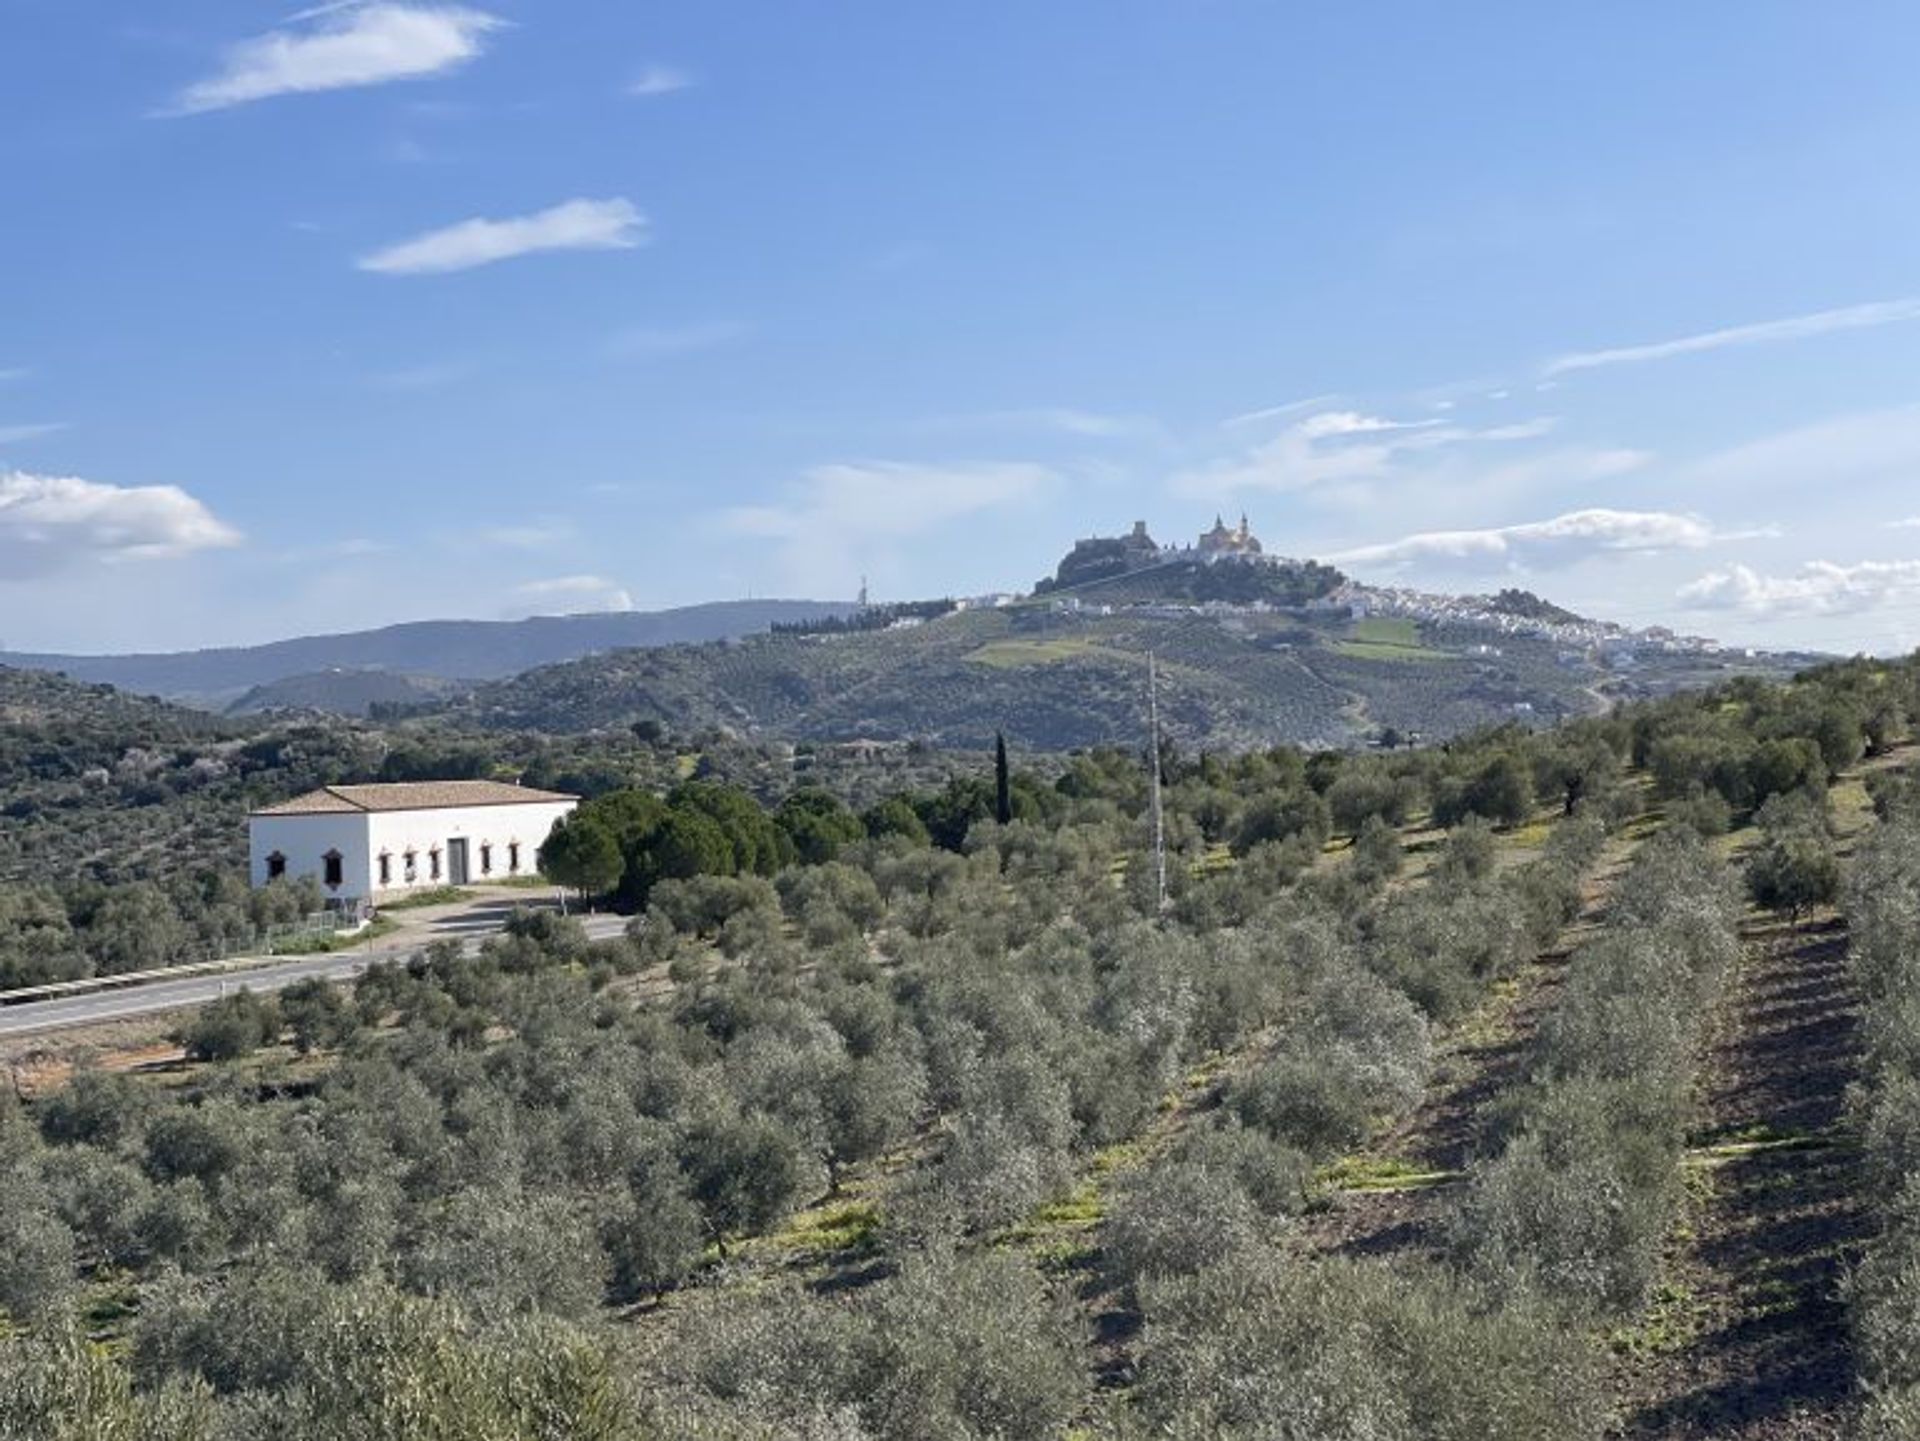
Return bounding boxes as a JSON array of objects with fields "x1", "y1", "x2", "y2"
[{"x1": 0, "y1": 601, "x2": 857, "y2": 709}]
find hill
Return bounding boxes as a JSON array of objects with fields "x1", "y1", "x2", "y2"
[
  {"x1": 0, "y1": 599, "x2": 856, "y2": 709},
  {"x1": 225, "y1": 668, "x2": 467, "y2": 718},
  {"x1": 442, "y1": 602, "x2": 1814, "y2": 750}
]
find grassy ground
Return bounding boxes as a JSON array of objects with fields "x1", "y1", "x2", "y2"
[
  {"x1": 964, "y1": 636, "x2": 1104, "y2": 668},
  {"x1": 1334, "y1": 615, "x2": 1446, "y2": 663}
]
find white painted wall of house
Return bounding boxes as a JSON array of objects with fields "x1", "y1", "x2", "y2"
[{"x1": 248, "y1": 800, "x2": 576, "y2": 903}]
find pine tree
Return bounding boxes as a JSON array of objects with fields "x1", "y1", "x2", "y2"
[{"x1": 994, "y1": 732, "x2": 1013, "y2": 826}]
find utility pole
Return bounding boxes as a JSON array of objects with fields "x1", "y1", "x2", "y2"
[{"x1": 1148, "y1": 651, "x2": 1168, "y2": 915}]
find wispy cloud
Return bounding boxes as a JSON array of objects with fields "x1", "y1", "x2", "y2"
[
  {"x1": 1546, "y1": 296, "x2": 1920, "y2": 377},
  {"x1": 0, "y1": 470, "x2": 241, "y2": 580},
  {"x1": 1329, "y1": 507, "x2": 1724, "y2": 575},
  {"x1": 628, "y1": 64, "x2": 693, "y2": 98},
  {"x1": 1679, "y1": 559, "x2": 1920, "y2": 617},
  {"x1": 1172, "y1": 407, "x2": 1560, "y2": 498},
  {"x1": 1222, "y1": 395, "x2": 1339, "y2": 429},
  {"x1": 168, "y1": 3, "x2": 503, "y2": 115},
  {"x1": 922, "y1": 407, "x2": 1156, "y2": 441},
  {"x1": 722, "y1": 460, "x2": 1052, "y2": 593},
  {"x1": 509, "y1": 574, "x2": 634, "y2": 615},
  {"x1": 359, "y1": 198, "x2": 646, "y2": 275},
  {"x1": 0, "y1": 423, "x2": 67, "y2": 445},
  {"x1": 606, "y1": 320, "x2": 746, "y2": 361},
  {"x1": 0, "y1": 369, "x2": 28, "y2": 385},
  {"x1": 1292, "y1": 410, "x2": 1441, "y2": 441},
  {"x1": 1888, "y1": 517, "x2": 1920, "y2": 531}
]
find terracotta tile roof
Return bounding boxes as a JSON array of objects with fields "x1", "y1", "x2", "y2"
[{"x1": 252, "y1": 780, "x2": 577, "y2": 817}]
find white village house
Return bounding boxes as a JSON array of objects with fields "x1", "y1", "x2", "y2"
[{"x1": 248, "y1": 781, "x2": 578, "y2": 906}]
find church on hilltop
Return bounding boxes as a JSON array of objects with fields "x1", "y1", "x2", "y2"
[
  {"x1": 1037, "y1": 512, "x2": 1327, "y2": 599},
  {"x1": 1197, "y1": 513, "x2": 1264, "y2": 558}
]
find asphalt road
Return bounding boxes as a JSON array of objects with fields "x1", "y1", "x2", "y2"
[{"x1": 0, "y1": 907, "x2": 632, "y2": 1039}]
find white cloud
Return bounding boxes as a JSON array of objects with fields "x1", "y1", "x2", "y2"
[
  {"x1": 1329, "y1": 507, "x2": 1722, "y2": 575},
  {"x1": 1172, "y1": 408, "x2": 1559, "y2": 499},
  {"x1": 1546, "y1": 296, "x2": 1920, "y2": 376},
  {"x1": 629, "y1": 65, "x2": 693, "y2": 98},
  {"x1": 1293, "y1": 410, "x2": 1441, "y2": 441},
  {"x1": 1221, "y1": 395, "x2": 1339, "y2": 429},
  {"x1": 0, "y1": 470, "x2": 241, "y2": 580},
  {"x1": 1682, "y1": 402, "x2": 1920, "y2": 503},
  {"x1": 722, "y1": 461, "x2": 1053, "y2": 593},
  {"x1": 170, "y1": 4, "x2": 503, "y2": 115},
  {"x1": 1889, "y1": 517, "x2": 1920, "y2": 531},
  {"x1": 0, "y1": 423, "x2": 67, "y2": 445},
  {"x1": 509, "y1": 574, "x2": 635, "y2": 615},
  {"x1": 359, "y1": 198, "x2": 645, "y2": 275},
  {"x1": 606, "y1": 321, "x2": 746, "y2": 361},
  {"x1": 1678, "y1": 559, "x2": 1920, "y2": 618}
]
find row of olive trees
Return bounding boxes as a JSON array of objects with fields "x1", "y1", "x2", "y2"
[
  {"x1": 1452, "y1": 830, "x2": 1741, "y2": 1320},
  {"x1": 1841, "y1": 813, "x2": 1920, "y2": 1436}
]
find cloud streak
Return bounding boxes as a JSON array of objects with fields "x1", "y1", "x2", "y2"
[
  {"x1": 359, "y1": 198, "x2": 646, "y2": 275},
  {"x1": 629, "y1": 65, "x2": 693, "y2": 98},
  {"x1": 0, "y1": 423, "x2": 67, "y2": 445},
  {"x1": 1329, "y1": 507, "x2": 1723, "y2": 575},
  {"x1": 509, "y1": 574, "x2": 635, "y2": 615},
  {"x1": 170, "y1": 4, "x2": 503, "y2": 115},
  {"x1": 1678, "y1": 559, "x2": 1920, "y2": 617},
  {"x1": 722, "y1": 460, "x2": 1053, "y2": 594},
  {"x1": 0, "y1": 470, "x2": 241, "y2": 580},
  {"x1": 1172, "y1": 408, "x2": 1560, "y2": 498},
  {"x1": 606, "y1": 321, "x2": 746, "y2": 361},
  {"x1": 1546, "y1": 297, "x2": 1920, "y2": 376}
]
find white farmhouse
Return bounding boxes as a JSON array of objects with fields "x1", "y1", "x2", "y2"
[{"x1": 248, "y1": 781, "x2": 578, "y2": 905}]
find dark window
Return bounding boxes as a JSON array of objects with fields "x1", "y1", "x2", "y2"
[
  {"x1": 378, "y1": 852, "x2": 392, "y2": 886},
  {"x1": 323, "y1": 850, "x2": 344, "y2": 888},
  {"x1": 266, "y1": 851, "x2": 287, "y2": 880},
  {"x1": 404, "y1": 850, "x2": 418, "y2": 882},
  {"x1": 429, "y1": 847, "x2": 442, "y2": 881},
  {"x1": 508, "y1": 842, "x2": 521, "y2": 873},
  {"x1": 480, "y1": 843, "x2": 493, "y2": 875}
]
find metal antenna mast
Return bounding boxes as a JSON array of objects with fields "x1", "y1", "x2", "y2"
[{"x1": 1148, "y1": 651, "x2": 1168, "y2": 914}]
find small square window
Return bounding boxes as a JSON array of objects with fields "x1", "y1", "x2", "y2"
[{"x1": 266, "y1": 851, "x2": 287, "y2": 880}]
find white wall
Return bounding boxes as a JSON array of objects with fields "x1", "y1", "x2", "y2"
[
  {"x1": 249, "y1": 811, "x2": 375, "y2": 900},
  {"x1": 248, "y1": 799, "x2": 575, "y2": 904},
  {"x1": 364, "y1": 800, "x2": 575, "y2": 896}
]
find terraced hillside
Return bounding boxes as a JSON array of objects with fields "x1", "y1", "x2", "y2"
[{"x1": 446, "y1": 605, "x2": 1806, "y2": 750}]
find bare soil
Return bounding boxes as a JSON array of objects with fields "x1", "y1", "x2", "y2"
[{"x1": 1615, "y1": 913, "x2": 1867, "y2": 1440}]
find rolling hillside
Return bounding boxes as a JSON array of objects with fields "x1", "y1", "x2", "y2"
[{"x1": 444, "y1": 604, "x2": 1812, "y2": 750}]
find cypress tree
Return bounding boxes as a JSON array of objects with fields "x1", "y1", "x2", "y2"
[{"x1": 994, "y1": 732, "x2": 1013, "y2": 826}]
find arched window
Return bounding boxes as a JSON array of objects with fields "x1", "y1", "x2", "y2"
[
  {"x1": 266, "y1": 851, "x2": 287, "y2": 880},
  {"x1": 322, "y1": 850, "x2": 344, "y2": 888},
  {"x1": 508, "y1": 841, "x2": 521, "y2": 873},
  {"x1": 480, "y1": 842, "x2": 493, "y2": 876},
  {"x1": 378, "y1": 852, "x2": 392, "y2": 886}
]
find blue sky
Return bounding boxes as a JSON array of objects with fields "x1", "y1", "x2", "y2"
[{"x1": 5, "y1": 2, "x2": 1920, "y2": 654}]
